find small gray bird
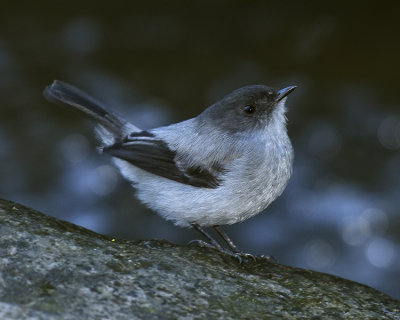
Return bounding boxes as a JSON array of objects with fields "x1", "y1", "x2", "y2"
[{"x1": 44, "y1": 81, "x2": 296, "y2": 260}]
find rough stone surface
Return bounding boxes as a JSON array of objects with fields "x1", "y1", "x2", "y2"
[{"x1": 0, "y1": 198, "x2": 399, "y2": 320}]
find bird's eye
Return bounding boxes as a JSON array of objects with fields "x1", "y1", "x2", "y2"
[{"x1": 243, "y1": 105, "x2": 256, "y2": 114}]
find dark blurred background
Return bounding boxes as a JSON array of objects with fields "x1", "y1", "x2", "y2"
[{"x1": 1, "y1": 1, "x2": 399, "y2": 299}]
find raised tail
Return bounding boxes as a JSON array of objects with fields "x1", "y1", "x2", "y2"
[{"x1": 44, "y1": 80, "x2": 137, "y2": 141}]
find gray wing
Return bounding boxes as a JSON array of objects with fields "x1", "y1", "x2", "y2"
[{"x1": 104, "y1": 131, "x2": 224, "y2": 189}]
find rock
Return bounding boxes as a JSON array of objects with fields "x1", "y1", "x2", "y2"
[{"x1": 0, "y1": 198, "x2": 399, "y2": 320}]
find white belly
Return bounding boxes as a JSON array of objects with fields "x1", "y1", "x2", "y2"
[{"x1": 114, "y1": 139, "x2": 293, "y2": 227}]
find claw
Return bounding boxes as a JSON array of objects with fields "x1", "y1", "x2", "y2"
[
  {"x1": 236, "y1": 252, "x2": 257, "y2": 262},
  {"x1": 230, "y1": 253, "x2": 243, "y2": 264}
]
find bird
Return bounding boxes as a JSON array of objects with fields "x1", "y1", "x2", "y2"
[{"x1": 44, "y1": 80, "x2": 296, "y2": 261}]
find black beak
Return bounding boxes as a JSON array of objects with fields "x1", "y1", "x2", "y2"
[{"x1": 276, "y1": 86, "x2": 297, "y2": 102}]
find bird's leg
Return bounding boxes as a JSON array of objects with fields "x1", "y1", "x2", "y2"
[
  {"x1": 190, "y1": 223, "x2": 225, "y2": 252},
  {"x1": 213, "y1": 225, "x2": 238, "y2": 252},
  {"x1": 213, "y1": 225, "x2": 256, "y2": 262},
  {"x1": 191, "y1": 223, "x2": 257, "y2": 263},
  {"x1": 190, "y1": 223, "x2": 246, "y2": 263}
]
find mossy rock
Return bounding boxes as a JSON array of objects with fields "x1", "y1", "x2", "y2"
[{"x1": 0, "y1": 199, "x2": 399, "y2": 319}]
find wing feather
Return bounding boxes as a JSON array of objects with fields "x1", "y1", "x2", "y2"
[{"x1": 103, "y1": 131, "x2": 224, "y2": 188}]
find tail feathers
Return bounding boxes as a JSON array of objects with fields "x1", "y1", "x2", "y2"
[{"x1": 44, "y1": 80, "x2": 136, "y2": 139}]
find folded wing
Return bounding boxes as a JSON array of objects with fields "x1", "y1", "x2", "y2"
[{"x1": 104, "y1": 131, "x2": 224, "y2": 188}]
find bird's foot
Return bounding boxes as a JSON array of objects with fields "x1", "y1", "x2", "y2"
[
  {"x1": 189, "y1": 239, "x2": 236, "y2": 258},
  {"x1": 189, "y1": 239, "x2": 255, "y2": 263},
  {"x1": 215, "y1": 247, "x2": 248, "y2": 263},
  {"x1": 233, "y1": 251, "x2": 257, "y2": 262}
]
